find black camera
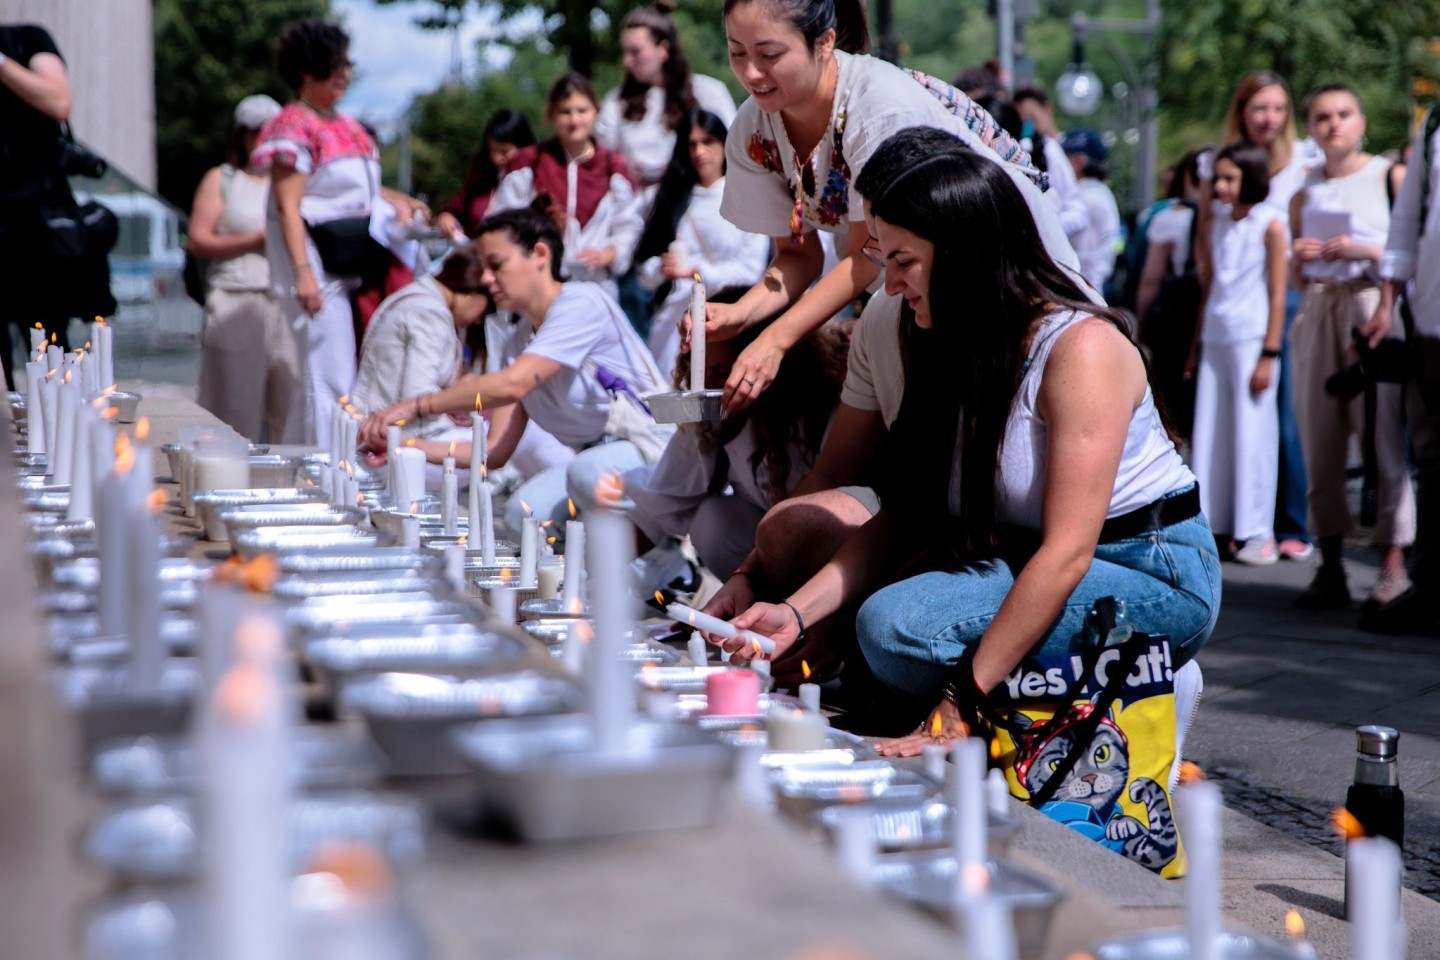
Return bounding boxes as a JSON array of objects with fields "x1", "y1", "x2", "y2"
[
  {"x1": 57, "y1": 139, "x2": 107, "y2": 179},
  {"x1": 1325, "y1": 330, "x2": 1412, "y2": 401}
]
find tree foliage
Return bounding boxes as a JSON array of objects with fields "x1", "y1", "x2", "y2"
[{"x1": 154, "y1": 0, "x2": 330, "y2": 210}]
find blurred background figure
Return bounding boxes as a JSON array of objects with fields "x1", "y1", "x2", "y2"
[
  {"x1": 434, "y1": 109, "x2": 536, "y2": 239},
  {"x1": 188, "y1": 93, "x2": 299, "y2": 442},
  {"x1": 1062, "y1": 128, "x2": 1122, "y2": 297}
]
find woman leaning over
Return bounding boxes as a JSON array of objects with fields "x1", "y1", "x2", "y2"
[
  {"x1": 717, "y1": 139, "x2": 1221, "y2": 753},
  {"x1": 252, "y1": 17, "x2": 428, "y2": 448}
]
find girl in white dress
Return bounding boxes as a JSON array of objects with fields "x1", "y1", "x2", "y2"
[
  {"x1": 491, "y1": 74, "x2": 644, "y2": 299},
  {"x1": 1189, "y1": 142, "x2": 1289, "y2": 565},
  {"x1": 633, "y1": 109, "x2": 771, "y2": 374}
]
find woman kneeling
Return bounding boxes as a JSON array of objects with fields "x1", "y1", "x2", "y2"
[{"x1": 723, "y1": 142, "x2": 1221, "y2": 754}]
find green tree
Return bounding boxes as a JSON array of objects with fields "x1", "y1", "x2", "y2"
[{"x1": 154, "y1": 0, "x2": 330, "y2": 210}]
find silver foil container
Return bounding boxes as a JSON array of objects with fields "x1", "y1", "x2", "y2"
[
  {"x1": 55, "y1": 617, "x2": 199, "y2": 663},
  {"x1": 1093, "y1": 929, "x2": 1306, "y2": 960},
  {"x1": 278, "y1": 547, "x2": 444, "y2": 577},
  {"x1": 449, "y1": 714, "x2": 734, "y2": 841},
  {"x1": 51, "y1": 557, "x2": 210, "y2": 592},
  {"x1": 522, "y1": 618, "x2": 645, "y2": 645},
  {"x1": 40, "y1": 582, "x2": 196, "y2": 616},
  {"x1": 83, "y1": 793, "x2": 426, "y2": 883},
  {"x1": 344, "y1": 670, "x2": 583, "y2": 777},
  {"x1": 160, "y1": 442, "x2": 269, "y2": 480},
  {"x1": 769, "y1": 761, "x2": 942, "y2": 819},
  {"x1": 421, "y1": 538, "x2": 520, "y2": 561},
  {"x1": 194, "y1": 487, "x2": 329, "y2": 540},
  {"x1": 518, "y1": 597, "x2": 591, "y2": 620},
  {"x1": 55, "y1": 661, "x2": 201, "y2": 752},
  {"x1": 273, "y1": 567, "x2": 440, "y2": 601},
  {"x1": 815, "y1": 797, "x2": 1017, "y2": 858},
  {"x1": 23, "y1": 490, "x2": 70, "y2": 512},
  {"x1": 872, "y1": 853, "x2": 1065, "y2": 960},
  {"x1": 232, "y1": 525, "x2": 383, "y2": 558},
  {"x1": 103, "y1": 390, "x2": 142, "y2": 423},
  {"x1": 634, "y1": 664, "x2": 735, "y2": 695},
  {"x1": 645, "y1": 389, "x2": 724, "y2": 424},
  {"x1": 91, "y1": 728, "x2": 383, "y2": 797},
  {"x1": 85, "y1": 886, "x2": 428, "y2": 960},
  {"x1": 247, "y1": 453, "x2": 306, "y2": 487},
  {"x1": 219, "y1": 503, "x2": 365, "y2": 539},
  {"x1": 305, "y1": 627, "x2": 532, "y2": 704},
  {"x1": 285, "y1": 594, "x2": 480, "y2": 634},
  {"x1": 368, "y1": 500, "x2": 443, "y2": 538}
]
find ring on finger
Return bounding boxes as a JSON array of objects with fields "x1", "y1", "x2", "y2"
[
  {"x1": 933, "y1": 735, "x2": 947, "y2": 746},
  {"x1": 744, "y1": 377, "x2": 757, "y2": 386}
]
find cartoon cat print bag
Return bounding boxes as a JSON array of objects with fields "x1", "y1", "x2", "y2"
[{"x1": 962, "y1": 599, "x2": 1187, "y2": 878}]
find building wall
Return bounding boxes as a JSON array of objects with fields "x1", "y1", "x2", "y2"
[{"x1": 1, "y1": 0, "x2": 155, "y2": 190}]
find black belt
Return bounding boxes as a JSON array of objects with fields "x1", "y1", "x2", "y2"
[{"x1": 1098, "y1": 485, "x2": 1201, "y2": 543}]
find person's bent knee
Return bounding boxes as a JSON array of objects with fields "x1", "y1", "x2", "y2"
[{"x1": 755, "y1": 489, "x2": 873, "y2": 582}]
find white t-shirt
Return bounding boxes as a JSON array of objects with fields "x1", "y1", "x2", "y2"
[
  {"x1": 1380, "y1": 115, "x2": 1440, "y2": 336},
  {"x1": 1145, "y1": 202, "x2": 1195, "y2": 277},
  {"x1": 1296, "y1": 156, "x2": 1391, "y2": 284},
  {"x1": 1072, "y1": 178, "x2": 1122, "y2": 291},
  {"x1": 1204, "y1": 202, "x2": 1287, "y2": 343},
  {"x1": 720, "y1": 50, "x2": 1083, "y2": 282},
  {"x1": 840, "y1": 291, "x2": 905, "y2": 427},
  {"x1": 595, "y1": 75, "x2": 738, "y2": 186},
  {"x1": 501, "y1": 282, "x2": 663, "y2": 448}
]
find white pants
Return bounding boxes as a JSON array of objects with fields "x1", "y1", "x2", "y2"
[
  {"x1": 1192, "y1": 338, "x2": 1279, "y2": 542},
  {"x1": 281, "y1": 282, "x2": 357, "y2": 448}
]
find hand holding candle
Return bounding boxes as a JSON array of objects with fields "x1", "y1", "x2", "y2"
[{"x1": 664, "y1": 601, "x2": 776, "y2": 655}]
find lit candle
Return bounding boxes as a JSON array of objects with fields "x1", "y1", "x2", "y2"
[
  {"x1": 127, "y1": 486, "x2": 165, "y2": 691},
  {"x1": 391, "y1": 446, "x2": 426, "y2": 513},
  {"x1": 400, "y1": 513, "x2": 420, "y2": 550},
  {"x1": 65, "y1": 404, "x2": 94, "y2": 522},
  {"x1": 561, "y1": 619, "x2": 589, "y2": 676},
  {"x1": 95, "y1": 319, "x2": 114, "y2": 389},
  {"x1": 663, "y1": 602, "x2": 776, "y2": 653},
  {"x1": 52, "y1": 375, "x2": 78, "y2": 485},
  {"x1": 443, "y1": 543, "x2": 466, "y2": 592},
  {"x1": 1180, "y1": 775, "x2": 1223, "y2": 960},
  {"x1": 922, "y1": 742, "x2": 947, "y2": 782},
  {"x1": 488, "y1": 572, "x2": 517, "y2": 623},
  {"x1": 97, "y1": 435, "x2": 133, "y2": 639},
  {"x1": 950, "y1": 737, "x2": 987, "y2": 881},
  {"x1": 519, "y1": 515, "x2": 539, "y2": 589},
  {"x1": 689, "y1": 273, "x2": 706, "y2": 391},
  {"x1": 46, "y1": 342, "x2": 62, "y2": 374},
  {"x1": 798, "y1": 659, "x2": 821, "y2": 713},
  {"x1": 331, "y1": 462, "x2": 348, "y2": 508},
  {"x1": 955, "y1": 874, "x2": 1017, "y2": 960},
  {"x1": 40, "y1": 372, "x2": 58, "y2": 473},
  {"x1": 198, "y1": 618, "x2": 292, "y2": 960},
  {"x1": 985, "y1": 768, "x2": 1011, "y2": 820},
  {"x1": 29, "y1": 322, "x2": 45, "y2": 354},
  {"x1": 749, "y1": 656, "x2": 771, "y2": 684},
  {"x1": 1285, "y1": 911, "x2": 1319, "y2": 960},
  {"x1": 765, "y1": 705, "x2": 827, "y2": 751},
  {"x1": 1350, "y1": 836, "x2": 1402, "y2": 960},
  {"x1": 470, "y1": 397, "x2": 487, "y2": 474},
  {"x1": 477, "y1": 468, "x2": 496, "y2": 565},
  {"x1": 441, "y1": 456, "x2": 458, "y2": 537},
  {"x1": 24, "y1": 360, "x2": 45, "y2": 455},
  {"x1": 586, "y1": 474, "x2": 636, "y2": 754},
  {"x1": 386, "y1": 424, "x2": 401, "y2": 499},
  {"x1": 562, "y1": 517, "x2": 585, "y2": 605},
  {"x1": 536, "y1": 559, "x2": 562, "y2": 600},
  {"x1": 686, "y1": 631, "x2": 707, "y2": 667}
]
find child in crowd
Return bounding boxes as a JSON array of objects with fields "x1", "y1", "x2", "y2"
[
  {"x1": 1189, "y1": 141, "x2": 1289, "y2": 564},
  {"x1": 491, "y1": 74, "x2": 643, "y2": 299}
]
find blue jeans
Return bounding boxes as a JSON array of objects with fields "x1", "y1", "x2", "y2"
[
  {"x1": 857, "y1": 510, "x2": 1222, "y2": 703},
  {"x1": 1276, "y1": 288, "x2": 1311, "y2": 542}
]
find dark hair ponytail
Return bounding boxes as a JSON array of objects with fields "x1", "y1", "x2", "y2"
[
  {"x1": 721, "y1": 0, "x2": 869, "y2": 54},
  {"x1": 475, "y1": 207, "x2": 566, "y2": 281}
]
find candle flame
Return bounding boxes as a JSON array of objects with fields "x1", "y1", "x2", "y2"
[
  {"x1": 215, "y1": 554, "x2": 280, "y2": 593},
  {"x1": 498, "y1": 566, "x2": 513, "y2": 584},
  {"x1": 519, "y1": 499, "x2": 533, "y2": 516},
  {"x1": 474, "y1": 393, "x2": 483, "y2": 413},
  {"x1": 113, "y1": 433, "x2": 134, "y2": 474},
  {"x1": 146, "y1": 489, "x2": 167, "y2": 512},
  {"x1": 692, "y1": 271, "x2": 702, "y2": 283},
  {"x1": 457, "y1": 533, "x2": 468, "y2": 544},
  {"x1": 566, "y1": 596, "x2": 585, "y2": 615},
  {"x1": 344, "y1": 460, "x2": 353, "y2": 478},
  {"x1": 214, "y1": 662, "x2": 275, "y2": 725},
  {"x1": 1331, "y1": 806, "x2": 1365, "y2": 840},
  {"x1": 448, "y1": 440, "x2": 457, "y2": 457},
  {"x1": 409, "y1": 500, "x2": 419, "y2": 513},
  {"x1": 95, "y1": 317, "x2": 106, "y2": 327},
  {"x1": 1177, "y1": 761, "x2": 1207, "y2": 785},
  {"x1": 655, "y1": 590, "x2": 667, "y2": 606},
  {"x1": 404, "y1": 438, "x2": 416, "y2": 447},
  {"x1": 567, "y1": 498, "x2": 577, "y2": 519},
  {"x1": 49, "y1": 332, "x2": 57, "y2": 343},
  {"x1": 593, "y1": 471, "x2": 625, "y2": 508},
  {"x1": 929, "y1": 709, "x2": 944, "y2": 738},
  {"x1": 33, "y1": 322, "x2": 41, "y2": 329},
  {"x1": 99, "y1": 405, "x2": 117, "y2": 420},
  {"x1": 103, "y1": 383, "x2": 117, "y2": 395},
  {"x1": 303, "y1": 841, "x2": 394, "y2": 898},
  {"x1": 478, "y1": 463, "x2": 487, "y2": 481},
  {"x1": 135, "y1": 417, "x2": 150, "y2": 441},
  {"x1": 1285, "y1": 910, "x2": 1306, "y2": 940},
  {"x1": 356, "y1": 492, "x2": 365, "y2": 506},
  {"x1": 61, "y1": 371, "x2": 71, "y2": 385},
  {"x1": 394, "y1": 418, "x2": 408, "y2": 427},
  {"x1": 540, "y1": 518, "x2": 554, "y2": 528},
  {"x1": 990, "y1": 736, "x2": 1003, "y2": 760},
  {"x1": 84, "y1": 340, "x2": 91, "y2": 351},
  {"x1": 959, "y1": 862, "x2": 990, "y2": 894},
  {"x1": 547, "y1": 536, "x2": 556, "y2": 546},
  {"x1": 751, "y1": 639, "x2": 762, "y2": 658},
  {"x1": 801, "y1": 659, "x2": 811, "y2": 680},
  {"x1": 337, "y1": 394, "x2": 349, "y2": 405}
]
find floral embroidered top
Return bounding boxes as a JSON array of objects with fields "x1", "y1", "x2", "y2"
[{"x1": 720, "y1": 51, "x2": 1079, "y2": 278}]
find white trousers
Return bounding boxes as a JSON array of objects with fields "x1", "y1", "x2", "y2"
[
  {"x1": 1192, "y1": 338, "x2": 1279, "y2": 542},
  {"x1": 280, "y1": 282, "x2": 357, "y2": 448}
]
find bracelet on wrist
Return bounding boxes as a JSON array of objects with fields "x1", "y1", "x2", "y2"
[
  {"x1": 294, "y1": 262, "x2": 312, "y2": 272},
  {"x1": 415, "y1": 395, "x2": 424, "y2": 420},
  {"x1": 1260, "y1": 347, "x2": 1281, "y2": 359},
  {"x1": 779, "y1": 599, "x2": 806, "y2": 641}
]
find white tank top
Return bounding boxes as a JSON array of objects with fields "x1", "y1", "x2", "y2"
[
  {"x1": 989, "y1": 310, "x2": 1196, "y2": 529},
  {"x1": 208, "y1": 166, "x2": 272, "y2": 291},
  {"x1": 1298, "y1": 155, "x2": 1391, "y2": 284}
]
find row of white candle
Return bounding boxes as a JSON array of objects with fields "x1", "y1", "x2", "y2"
[
  {"x1": 328, "y1": 397, "x2": 359, "y2": 475},
  {"x1": 25, "y1": 318, "x2": 113, "y2": 392}
]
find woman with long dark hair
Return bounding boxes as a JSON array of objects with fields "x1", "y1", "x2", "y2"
[
  {"x1": 718, "y1": 138, "x2": 1220, "y2": 753},
  {"x1": 632, "y1": 108, "x2": 769, "y2": 372},
  {"x1": 435, "y1": 110, "x2": 536, "y2": 239}
]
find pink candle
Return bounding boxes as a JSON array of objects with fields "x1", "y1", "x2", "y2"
[{"x1": 704, "y1": 669, "x2": 761, "y2": 717}]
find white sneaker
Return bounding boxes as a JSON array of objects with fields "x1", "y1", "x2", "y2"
[{"x1": 1234, "y1": 536, "x2": 1278, "y2": 566}]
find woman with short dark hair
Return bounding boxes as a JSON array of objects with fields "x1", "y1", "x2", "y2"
[
  {"x1": 252, "y1": 17, "x2": 429, "y2": 448},
  {"x1": 434, "y1": 110, "x2": 537, "y2": 239}
]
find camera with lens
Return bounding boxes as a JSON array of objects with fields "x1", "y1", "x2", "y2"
[
  {"x1": 1325, "y1": 330, "x2": 1412, "y2": 401},
  {"x1": 56, "y1": 138, "x2": 107, "y2": 179}
]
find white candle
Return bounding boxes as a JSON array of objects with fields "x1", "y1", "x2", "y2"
[
  {"x1": 689, "y1": 274, "x2": 706, "y2": 391},
  {"x1": 470, "y1": 407, "x2": 488, "y2": 474},
  {"x1": 537, "y1": 560, "x2": 562, "y2": 600},
  {"x1": 24, "y1": 361, "x2": 45, "y2": 455},
  {"x1": 586, "y1": 475, "x2": 635, "y2": 754},
  {"x1": 90, "y1": 408, "x2": 115, "y2": 485},
  {"x1": 330, "y1": 463, "x2": 348, "y2": 508},
  {"x1": 1350, "y1": 836, "x2": 1403, "y2": 960},
  {"x1": 488, "y1": 584, "x2": 517, "y2": 623},
  {"x1": 127, "y1": 483, "x2": 164, "y2": 691},
  {"x1": 443, "y1": 543, "x2": 466, "y2": 592},
  {"x1": 950, "y1": 738, "x2": 987, "y2": 886},
  {"x1": 66, "y1": 406, "x2": 94, "y2": 521},
  {"x1": 441, "y1": 458, "x2": 458, "y2": 537},
  {"x1": 519, "y1": 516, "x2": 539, "y2": 589},
  {"x1": 749, "y1": 657, "x2": 771, "y2": 684},
  {"x1": 400, "y1": 514, "x2": 420, "y2": 550},
  {"x1": 562, "y1": 519, "x2": 585, "y2": 605},
  {"x1": 478, "y1": 473, "x2": 496, "y2": 565},
  {"x1": 687, "y1": 631, "x2": 708, "y2": 667},
  {"x1": 1180, "y1": 778, "x2": 1223, "y2": 960},
  {"x1": 46, "y1": 343, "x2": 61, "y2": 374},
  {"x1": 386, "y1": 425, "x2": 401, "y2": 499},
  {"x1": 765, "y1": 705, "x2": 827, "y2": 751},
  {"x1": 29, "y1": 323, "x2": 45, "y2": 354},
  {"x1": 985, "y1": 768, "x2": 1011, "y2": 820},
  {"x1": 831, "y1": 805, "x2": 877, "y2": 888},
  {"x1": 562, "y1": 619, "x2": 589, "y2": 676},
  {"x1": 52, "y1": 376, "x2": 78, "y2": 485},
  {"x1": 96, "y1": 321, "x2": 114, "y2": 389},
  {"x1": 199, "y1": 622, "x2": 292, "y2": 960},
  {"x1": 97, "y1": 443, "x2": 131, "y2": 639},
  {"x1": 956, "y1": 888, "x2": 1016, "y2": 960},
  {"x1": 40, "y1": 374, "x2": 58, "y2": 473},
  {"x1": 78, "y1": 348, "x2": 96, "y2": 396},
  {"x1": 922, "y1": 743, "x2": 947, "y2": 783},
  {"x1": 798, "y1": 683, "x2": 821, "y2": 713},
  {"x1": 664, "y1": 602, "x2": 776, "y2": 653}
]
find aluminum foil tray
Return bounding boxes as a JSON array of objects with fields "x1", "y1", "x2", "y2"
[
  {"x1": 54, "y1": 616, "x2": 199, "y2": 663},
  {"x1": 671, "y1": 691, "x2": 799, "y2": 724},
  {"x1": 23, "y1": 490, "x2": 69, "y2": 512},
  {"x1": 220, "y1": 503, "x2": 365, "y2": 536},
  {"x1": 195, "y1": 487, "x2": 329, "y2": 540},
  {"x1": 305, "y1": 628, "x2": 532, "y2": 701},
  {"x1": 85, "y1": 887, "x2": 427, "y2": 960},
  {"x1": 368, "y1": 501, "x2": 443, "y2": 538},
  {"x1": 635, "y1": 665, "x2": 736, "y2": 695},
  {"x1": 91, "y1": 727, "x2": 383, "y2": 796},
  {"x1": 286, "y1": 595, "x2": 476, "y2": 633},
  {"x1": 872, "y1": 853, "x2": 1064, "y2": 959},
  {"x1": 345, "y1": 670, "x2": 583, "y2": 777},
  {"x1": 1094, "y1": 929, "x2": 1305, "y2": 960},
  {"x1": 517, "y1": 597, "x2": 590, "y2": 620},
  {"x1": 421, "y1": 537, "x2": 519, "y2": 559},
  {"x1": 83, "y1": 793, "x2": 426, "y2": 883},
  {"x1": 549, "y1": 642, "x2": 680, "y2": 666},
  {"x1": 523, "y1": 618, "x2": 648, "y2": 645},
  {"x1": 160, "y1": 442, "x2": 266, "y2": 480},
  {"x1": 449, "y1": 714, "x2": 734, "y2": 841},
  {"x1": 247, "y1": 453, "x2": 306, "y2": 487},
  {"x1": 273, "y1": 568, "x2": 440, "y2": 600},
  {"x1": 232, "y1": 525, "x2": 382, "y2": 559},
  {"x1": 816, "y1": 797, "x2": 1017, "y2": 858},
  {"x1": 645, "y1": 389, "x2": 724, "y2": 424},
  {"x1": 55, "y1": 661, "x2": 201, "y2": 751},
  {"x1": 39, "y1": 584, "x2": 195, "y2": 616},
  {"x1": 278, "y1": 547, "x2": 444, "y2": 576},
  {"x1": 770, "y1": 761, "x2": 941, "y2": 819},
  {"x1": 51, "y1": 557, "x2": 210, "y2": 592}
]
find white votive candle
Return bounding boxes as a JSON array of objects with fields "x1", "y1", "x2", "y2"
[
  {"x1": 441, "y1": 457, "x2": 458, "y2": 537},
  {"x1": 25, "y1": 360, "x2": 45, "y2": 455},
  {"x1": 687, "y1": 632, "x2": 708, "y2": 667},
  {"x1": 689, "y1": 274, "x2": 706, "y2": 390},
  {"x1": 519, "y1": 516, "x2": 539, "y2": 589},
  {"x1": 562, "y1": 519, "x2": 585, "y2": 605},
  {"x1": 488, "y1": 584, "x2": 517, "y2": 623},
  {"x1": 798, "y1": 682, "x2": 821, "y2": 713},
  {"x1": 386, "y1": 425, "x2": 401, "y2": 497},
  {"x1": 1350, "y1": 836, "x2": 1403, "y2": 960},
  {"x1": 766, "y1": 705, "x2": 827, "y2": 751}
]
